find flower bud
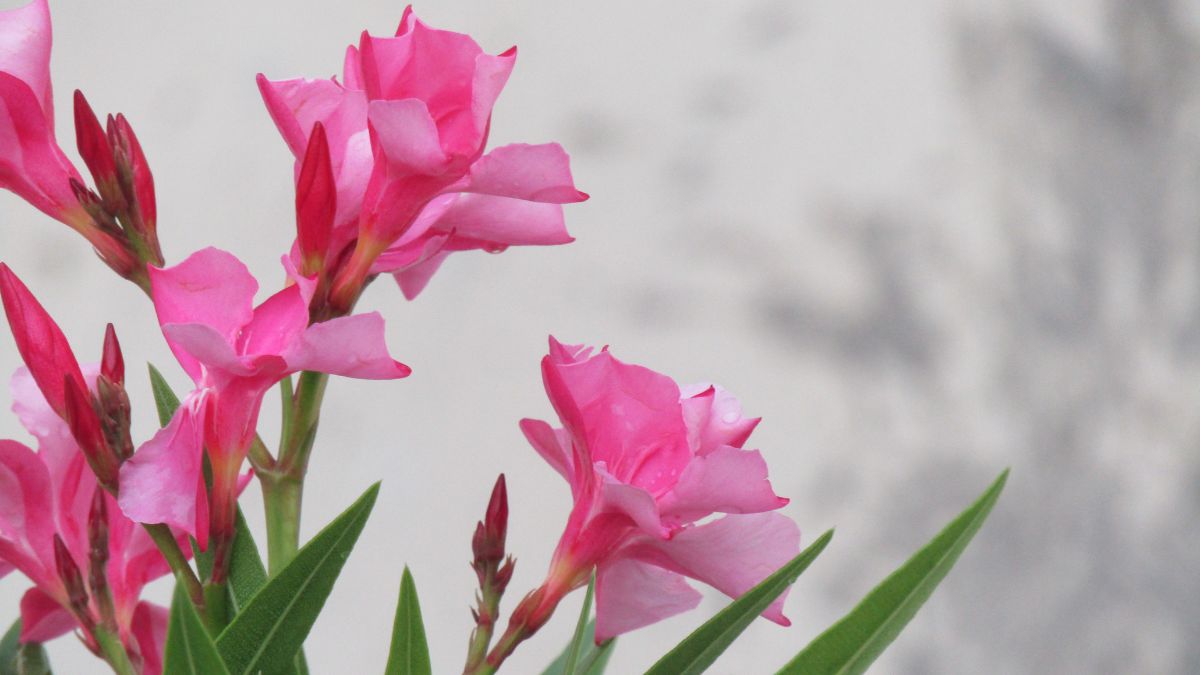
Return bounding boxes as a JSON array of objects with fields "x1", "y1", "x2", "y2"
[
  {"x1": 87, "y1": 489, "x2": 116, "y2": 630},
  {"x1": 473, "y1": 474, "x2": 508, "y2": 567},
  {"x1": 53, "y1": 534, "x2": 93, "y2": 631},
  {"x1": 101, "y1": 323, "x2": 124, "y2": 385},
  {"x1": 107, "y1": 113, "x2": 161, "y2": 266},
  {"x1": 296, "y1": 122, "x2": 336, "y2": 277},
  {"x1": 73, "y1": 90, "x2": 124, "y2": 214},
  {"x1": 63, "y1": 375, "x2": 120, "y2": 491},
  {"x1": 95, "y1": 374, "x2": 133, "y2": 462}
]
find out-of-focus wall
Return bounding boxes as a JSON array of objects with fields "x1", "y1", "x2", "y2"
[{"x1": 1, "y1": 1, "x2": 1197, "y2": 672}]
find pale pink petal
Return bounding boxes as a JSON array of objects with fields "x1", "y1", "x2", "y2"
[
  {"x1": 658, "y1": 446, "x2": 788, "y2": 522},
  {"x1": 285, "y1": 312, "x2": 410, "y2": 379},
  {"x1": 394, "y1": 249, "x2": 449, "y2": 299},
  {"x1": 431, "y1": 194, "x2": 573, "y2": 247},
  {"x1": 131, "y1": 602, "x2": 168, "y2": 675},
  {"x1": 0, "y1": 439, "x2": 55, "y2": 580},
  {"x1": 118, "y1": 401, "x2": 205, "y2": 537},
  {"x1": 680, "y1": 385, "x2": 760, "y2": 456},
  {"x1": 595, "y1": 466, "x2": 667, "y2": 538},
  {"x1": 161, "y1": 324, "x2": 261, "y2": 377},
  {"x1": 0, "y1": 0, "x2": 53, "y2": 121},
  {"x1": 18, "y1": 587, "x2": 74, "y2": 642},
  {"x1": 519, "y1": 418, "x2": 574, "y2": 486},
  {"x1": 594, "y1": 556, "x2": 700, "y2": 641},
  {"x1": 367, "y1": 99, "x2": 447, "y2": 174},
  {"x1": 149, "y1": 248, "x2": 257, "y2": 380},
  {"x1": 452, "y1": 143, "x2": 586, "y2": 203},
  {"x1": 641, "y1": 513, "x2": 800, "y2": 625},
  {"x1": 467, "y1": 49, "x2": 516, "y2": 140}
]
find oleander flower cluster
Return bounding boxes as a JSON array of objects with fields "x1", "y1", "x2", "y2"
[{"x1": 0, "y1": 2, "x2": 1005, "y2": 673}]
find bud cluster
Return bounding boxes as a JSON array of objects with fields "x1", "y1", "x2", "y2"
[{"x1": 71, "y1": 91, "x2": 162, "y2": 290}]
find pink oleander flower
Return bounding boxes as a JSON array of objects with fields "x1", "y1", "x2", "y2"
[
  {"x1": 0, "y1": 0, "x2": 160, "y2": 287},
  {"x1": 1, "y1": 367, "x2": 172, "y2": 674},
  {"x1": 257, "y1": 6, "x2": 587, "y2": 308},
  {"x1": 512, "y1": 338, "x2": 799, "y2": 643},
  {"x1": 118, "y1": 247, "x2": 410, "y2": 576},
  {"x1": 0, "y1": 0, "x2": 80, "y2": 223}
]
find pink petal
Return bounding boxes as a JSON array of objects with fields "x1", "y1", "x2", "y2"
[
  {"x1": 0, "y1": 0, "x2": 53, "y2": 121},
  {"x1": 131, "y1": 602, "x2": 168, "y2": 675},
  {"x1": 545, "y1": 345, "x2": 691, "y2": 493},
  {"x1": 641, "y1": 513, "x2": 801, "y2": 625},
  {"x1": 680, "y1": 385, "x2": 760, "y2": 457},
  {"x1": 518, "y1": 418, "x2": 574, "y2": 486},
  {"x1": 161, "y1": 324, "x2": 262, "y2": 377},
  {"x1": 118, "y1": 401, "x2": 206, "y2": 538},
  {"x1": 431, "y1": 194, "x2": 573, "y2": 247},
  {"x1": 366, "y1": 98, "x2": 447, "y2": 174},
  {"x1": 239, "y1": 285, "x2": 309, "y2": 358},
  {"x1": 453, "y1": 143, "x2": 587, "y2": 203},
  {"x1": 594, "y1": 556, "x2": 700, "y2": 641},
  {"x1": 149, "y1": 248, "x2": 257, "y2": 380},
  {"x1": 658, "y1": 446, "x2": 788, "y2": 522},
  {"x1": 595, "y1": 466, "x2": 667, "y2": 538},
  {"x1": 394, "y1": 249, "x2": 449, "y2": 299},
  {"x1": 285, "y1": 312, "x2": 410, "y2": 379},
  {"x1": 466, "y1": 49, "x2": 516, "y2": 142},
  {"x1": 18, "y1": 586, "x2": 74, "y2": 642},
  {"x1": 0, "y1": 439, "x2": 55, "y2": 582},
  {"x1": 0, "y1": 72, "x2": 80, "y2": 219}
]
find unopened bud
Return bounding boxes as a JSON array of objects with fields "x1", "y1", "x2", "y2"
[
  {"x1": 472, "y1": 474, "x2": 509, "y2": 567},
  {"x1": 101, "y1": 323, "x2": 124, "y2": 385},
  {"x1": 296, "y1": 122, "x2": 336, "y2": 277},
  {"x1": 53, "y1": 535, "x2": 93, "y2": 630},
  {"x1": 95, "y1": 374, "x2": 133, "y2": 463},
  {"x1": 63, "y1": 376, "x2": 119, "y2": 491},
  {"x1": 73, "y1": 90, "x2": 124, "y2": 214},
  {"x1": 107, "y1": 114, "x2": 162, "y2": 267},
  {"x1": 494, "y1": 556, "x2": 515, "y2": 594},
  {"x1": 87, "y1": 489, "x2": 116, "y2": 630}
]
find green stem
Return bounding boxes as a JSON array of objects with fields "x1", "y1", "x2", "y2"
[
  {"x1": 93, "y1": 626, "x2": 136, "y2": 675},
  {"x1": 203, "y1": 581, "x2": 229, "y2": 634},
  {"x1": 261, "y1": 474, "x2": 304, "y2": 575},
  {"x1": 261, "y1": 370, "x2": 328, "y2": 574},
  {"x1": 142, "y1": 523, "x2": 205, "y2": 613}
]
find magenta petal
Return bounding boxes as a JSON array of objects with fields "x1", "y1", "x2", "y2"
[
  {"x1": 118, "y1": 402, "x2": 204, "y2": 537},
  {"x1": 239, "y1": 285, "x2": 309, "y2": 357},
  {"x1": 161, "y1": 324, "x2": 260, "y2": 377},
  {"x1": 454, "y1": 143, "x2": 586, "y2": 203},
  {"x1": 18, "y1": 586, "x2": 74, "y2": 642},
  {"x1": 286, "y1": 312, "x2": 410, "y2": 379},
  {"x1": 595, "y1": 556, "x2": 701, "y2": 641},
  {"x1": 658, "y1": 446, "x2": 788, "y2": 522},
  {"x1": 131, "y1": 601, "x2": 168, "y2": 675},
  {"x1": 646, "y1": 513, "x2": 800, "y2": 625}
]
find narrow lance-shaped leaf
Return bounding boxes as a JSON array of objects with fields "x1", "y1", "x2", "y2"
[
  {"x1": 147, "y1": 363, "x2": 181, "y2": 426},
  {"x1": 151, "y1": 366, "x2": 309, "y2": 674},
  {"x1": 215, "y1": 483, "x2": 380, "y2": 675},
  {"x1": 384, "y1": 566, "x2": 431, "y2": 675},
  {"x1": 0, "y1": 621, "x2": 51, "y2": 675},
  {"x1": 541, "y1": 618, "x2": 615, "y2": 675},
  {"x1": 645, "y1": 529, "x2": 835, "y2": 675},
  {"x1": 562, "y1": 573, "x2": 595, "y2": 675},
  {"x1": 163, "y1": 584, "x2": 232, "y2": 675},
  {"x1": 777, "y1": 470, "x2": 1009, "y2": 675}
]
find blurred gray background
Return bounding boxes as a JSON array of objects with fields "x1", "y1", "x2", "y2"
[{"x1": 1, "y1": 0, "x2": 1198, "y2": 672}]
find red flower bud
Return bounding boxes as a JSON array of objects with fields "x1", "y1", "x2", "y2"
[
  {"x1": 107, "y1": 113, "x2": 160, "y2": 266},
  {"x1": 472, "y1": 474, "x2": 509, "y2": 568},
  {"x1": 87, "y1": 489, "x2": 116, "y2": 629},
  {"x1": 0, "y1": 264, "x2": 90, "y2": 419},
  {"x1": 295, "y1": 122, "x2": 336, "y2": 277},
  {"x1": 63, "y1": 375, "x2": 119, "y2": 491},
  {"x1": 101, "y1": 323, "x2": 124, "y2": 385},
  {"x1": 73, "y1": 90, "x2": 123, "y2": 213},
  {"x1": 53, "y1": 534, "x2": 92, "y2": 628}
]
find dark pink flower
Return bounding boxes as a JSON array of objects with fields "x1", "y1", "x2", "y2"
[
  {"x1": 118, "y1": 248, "x2": 409, "y2": 555},
  {"x1": 515, "y1": 338, "x2": 798, "y2": 641},
  {"x1": 257, "y1": 6, "x2": 587, "y2": 305}
]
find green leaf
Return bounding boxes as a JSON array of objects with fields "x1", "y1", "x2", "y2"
[
  {"x1": 216, "y1": 483, "x2": 380, "y2": 675},
  {"x1": 0, "y1": 620, "x2": 19, "y2": 675},
  {"x1": 645, "y1": 529, "x2": 835, "y2": 675},
  {"x1": 384, "y1": 566, "x2": 431, "y2": 675},
  {"x1": 164, "y1": 584, "x2": 232, "y2": 675},
  {"x1": 0, "y1": 621, "x2": 51, "y2": 675},
  {"x1": 777, "y1": 470, "x2": 1009, "y2": 675},
  {"x1": 562, "y1": 573, "x2": 595, "y2": 675},
  {"x1": 541, "y1": 618, "x2": 615, "y2": 675},
  {"x1": 148, "y1": 363, "x2": 181, "y2": 426}
]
